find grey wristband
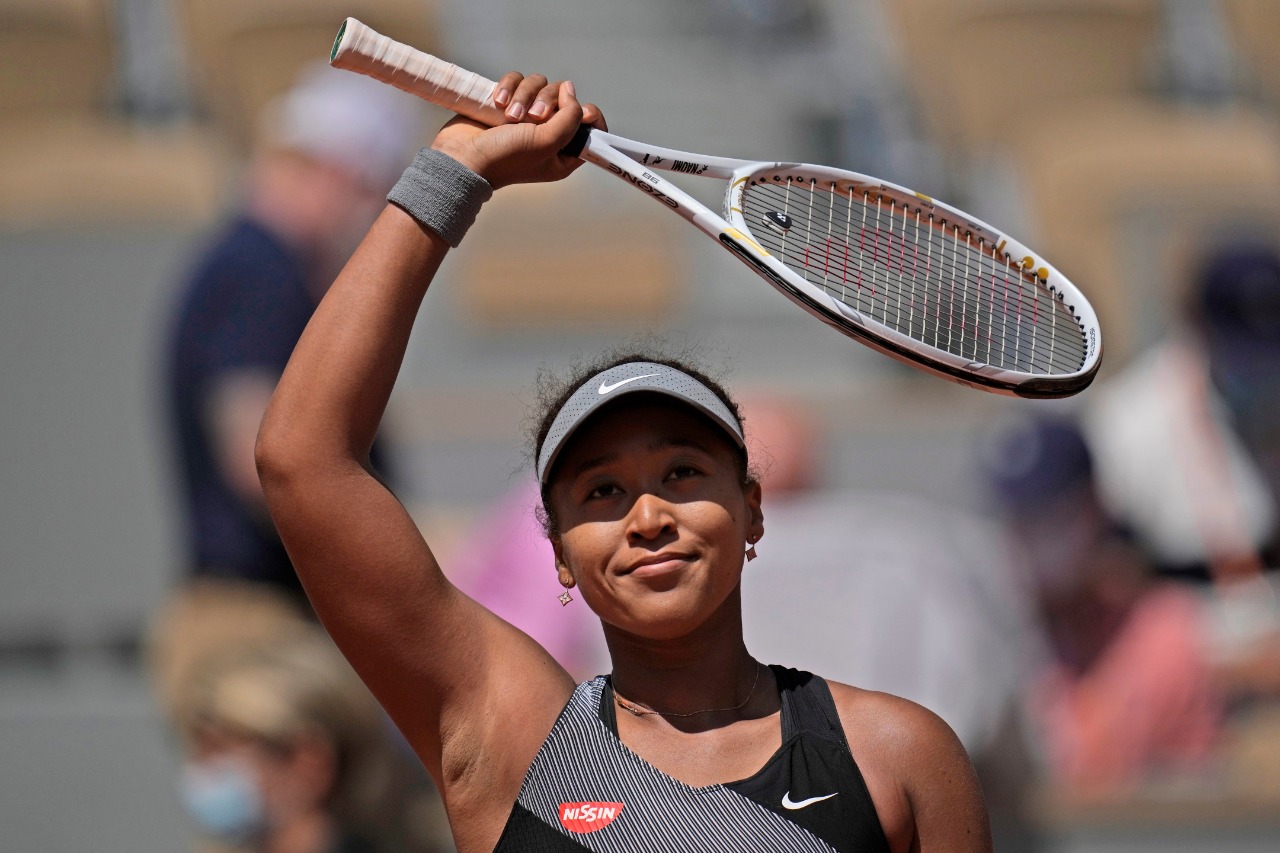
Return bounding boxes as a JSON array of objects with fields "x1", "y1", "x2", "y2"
[{"x1": 387, "y1": 148, "x2": 493, "y2": 247}]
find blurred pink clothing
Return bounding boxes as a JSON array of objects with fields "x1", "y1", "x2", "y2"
[
  {"x1": 446, "y1": 481, "x2": 608, "y2": 680},
  {"x1": 1033, "y1": 585, "x2": 1223, "y2": 791}
]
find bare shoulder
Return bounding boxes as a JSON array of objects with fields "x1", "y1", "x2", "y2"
[
  {"x1": 826, "y1": 681, "x2": 966, "y2": 770},
  {"x1": 825, "y1": 680, "x2": 993, "y2": 853}
]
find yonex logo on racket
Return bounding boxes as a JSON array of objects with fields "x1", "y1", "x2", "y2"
[
  {"x1": 598, "y1": 374, "x2": 659, "y2": 394},
  {"x1": 558, "y1": 801, "x2": 624, "y2": 833},
  {"x1": 763, "y1": 211, "x2": 793, "y2": 231}
]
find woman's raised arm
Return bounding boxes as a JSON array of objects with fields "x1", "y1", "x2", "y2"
[{"x1": 255, "y1": 81, "x2": 599, "y2": 797}]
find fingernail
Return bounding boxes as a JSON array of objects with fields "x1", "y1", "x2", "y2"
[
  {"x1": 506, "y1": 101, "x2": 525, "y2": 120},
  {"x1": 495, "y1": 88, "x2": 511, "y2": 106},
  {"x1": 529, "y1": 101, "x2": 548, "y2": 119},
  {"x1": 564, "y1": 81, "x2": 576, "y2": 98}
]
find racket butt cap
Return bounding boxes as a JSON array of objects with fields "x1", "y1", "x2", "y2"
[{"x1": 330, "y1": 18, "x2": 349, "y2": 63}]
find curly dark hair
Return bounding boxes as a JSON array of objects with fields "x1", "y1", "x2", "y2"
[{"x1": 525, "y1": 338, "x2": 756, "y2": 538}]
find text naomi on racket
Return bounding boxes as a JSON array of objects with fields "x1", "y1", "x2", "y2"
[
  {"x1": 671, "y1": 160, "x2": 709, "y2": 175},
  {"x1": 639, "y1": 152, "x2": 708, "y2": 175}
]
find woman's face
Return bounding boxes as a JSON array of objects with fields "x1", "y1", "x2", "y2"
[{"x1": 546, "y1": 396, "x2": 763, "y2": 641}]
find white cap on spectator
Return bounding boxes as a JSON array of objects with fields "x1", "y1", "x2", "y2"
[{"x1": 260, "y1": 61, "x2": 426, "y2": 192}]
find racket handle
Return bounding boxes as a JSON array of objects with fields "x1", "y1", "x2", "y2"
[
  {"x1": 330, "y1": 17, "x2": 507, "y2": 127},
  {"x1": 561, "y1": 123, "x2": 592, "y2": 158}
]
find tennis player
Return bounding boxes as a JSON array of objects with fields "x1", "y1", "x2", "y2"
[{"x1": 256, "y1": 74, "x2": 991, "y2": 852}]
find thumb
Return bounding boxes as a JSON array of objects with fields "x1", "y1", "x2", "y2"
[{"x1": 536, "y1": 81, "x2": 585, "y2": 155}]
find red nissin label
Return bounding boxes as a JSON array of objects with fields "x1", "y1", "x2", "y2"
[{"x1": 558, "y1": 801, "x2": 624, "y2": 833}]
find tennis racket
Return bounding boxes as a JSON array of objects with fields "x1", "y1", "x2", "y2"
[{"x1": 331, "y1": 18, "x2": 1101, "y2": 398}]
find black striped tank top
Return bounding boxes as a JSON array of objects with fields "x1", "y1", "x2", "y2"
[{"x1": 493, "y1": 665, "x2": 890, "y2": 852}]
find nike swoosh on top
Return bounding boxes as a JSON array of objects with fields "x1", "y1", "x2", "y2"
[
  {"x1": 598, "y1": 374, "x2": 659, "y2": 394},
  {"x1": 781, "y1": 791, "x2": 838, "y2": 810}
]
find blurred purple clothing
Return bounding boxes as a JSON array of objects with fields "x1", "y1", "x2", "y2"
[{"x1": 447, "y1": 481, "x2": 608, "y2": 679}]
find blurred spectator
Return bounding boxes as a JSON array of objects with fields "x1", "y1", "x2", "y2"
[
  {"x1": 740, "y1": 394, "x2": 1032, "y2": 752},
  {"x1": 153, "y1": 62, "x2": 425, "y2": 710},
  {"x1": 445, "y1": 478, "x2": 609, "y2": 681},
  {"x1": 986, "y1": 416, "x2": 1226, "y2": 796},
  {"x1": 151, "y1": 65, "x2": 451, "y2": 853},
  {"x1": 163, "y1": 62, "x2": 422, "y2": 606},
  {"x1": 174, "y1": 628, "x2": 397, "y2": 853},
  {"x1": 1082, "y1": 242, "x2": 1280, "y2": 585},
  {"x1": 150, "y1": 575, "x2": 319, "y2": 727},
  {"x1": 739, "y1": 394, "x2": 1041, "y2": 850},
  {"x1": 1074, "y1": 242, "x2": 1280, "y2": 800},
  {"x1": 1192, "y1": 244, "x2": 1280, "y2": 549}
]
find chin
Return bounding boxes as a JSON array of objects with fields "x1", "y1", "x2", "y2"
[{"x1": 605, "y1": 591, "x2": 732, "y2": 643}]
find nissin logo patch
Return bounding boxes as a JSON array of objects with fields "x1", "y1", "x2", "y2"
[{"x1": 558, "y1": 801, "x2": 624, "y2": 833}]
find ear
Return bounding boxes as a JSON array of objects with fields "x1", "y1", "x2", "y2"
[
  {"x1": 552, "y1": 536, "x2": 576, "y2": 589},
  {"x1": 745, "y1": 480, "x2": 764, "y2": 544}
]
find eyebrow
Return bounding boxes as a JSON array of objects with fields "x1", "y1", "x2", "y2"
[{"x1": 568, "y1": 435, "x2": 716, "y2": 481}]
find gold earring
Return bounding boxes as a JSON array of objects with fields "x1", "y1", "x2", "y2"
[
  {"x1": 558, "y1": 589, "x2": 573, "y2": 606},
  {"x1": 745, "y1": 538, "x2": 758, "y2": 562}
]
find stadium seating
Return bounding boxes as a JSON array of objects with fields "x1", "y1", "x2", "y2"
[
  {"x1": 0, "y1": 0, "x2": 229, "y2": 227},
  {"x1": 1012, "y1": 103, "x2": 1280, "y2": 367},
  {"x1": 0, "y1": 0, "x2": 114, "y2": 115},
  {"x1": 1223, "y1": 0, "x2": 1280, "y2": 108},
  {"x1": 178, "y1": 0, "x2": 441, "y2": 149},
  {"x1": 887, "y1": 0, "x2": 1162, "y2": 158},
  {"x1": 450, "y1": 177, "x2": 687, "y2": 328}
]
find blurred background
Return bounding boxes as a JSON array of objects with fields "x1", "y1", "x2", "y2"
[{"x1": 2, "y1": 0, "x2": 1280, "y2": 850}]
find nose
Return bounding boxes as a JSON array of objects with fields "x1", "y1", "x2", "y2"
[{"x1": 625, "y1": 492, "x2": 676, "y2": 544}]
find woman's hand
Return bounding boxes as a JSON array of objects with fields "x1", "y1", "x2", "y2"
[{"x1": 429, "y1": 76, "x2": 607, "y2": 190}]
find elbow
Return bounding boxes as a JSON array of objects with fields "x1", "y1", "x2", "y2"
[
  {"x1": 254, "y1": 412, "x2": 303, "y2": 493},
  {"x1": 255, "y1": 410, "x2": 361, "y2": 495}
]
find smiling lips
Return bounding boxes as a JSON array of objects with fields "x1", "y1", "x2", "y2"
[{"x1": 621, "y1": 552, "x2": 694, "y2": 577}]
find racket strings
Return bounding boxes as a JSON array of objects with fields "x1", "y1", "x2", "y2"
[
  {"x1": 750, "y1": 180, "x2": 1064, "y2": 322},
  {"x1": 830, "y1": 185, "x2": 1080, "y2": 375},
  {"x1": 742, "y1": 179, "x2": 1086, "y2": 375}
]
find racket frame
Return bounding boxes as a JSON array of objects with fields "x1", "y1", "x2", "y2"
[
  {"x1": 332, "y1": 16, "x2": 1101, "y2": 398},
  {"x1": 578, "y1": 130, "x2": 1100, "y2": 398}
]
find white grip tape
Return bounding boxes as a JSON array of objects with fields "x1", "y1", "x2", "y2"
[{"x1": 331, "y1": 17, "x2": 507, "y2": 127}]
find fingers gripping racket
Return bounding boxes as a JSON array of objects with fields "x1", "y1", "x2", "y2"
[{"x1": 331, "y1": 18, "x2": 1101, "y2": 398}]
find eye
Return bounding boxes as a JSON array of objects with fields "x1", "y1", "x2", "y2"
[
  {"x1": 666, "y1": 464, "x2": 701, "y2": 481},
  {"x1": 586, "y1": 482, "x2": 623, "y2": 500}
]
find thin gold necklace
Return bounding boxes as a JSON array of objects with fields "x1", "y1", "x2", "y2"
[{"x1": 612, "y1": 663, "x2": 764, "y2": 718}]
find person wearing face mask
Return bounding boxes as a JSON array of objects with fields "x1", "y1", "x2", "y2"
[{"x1": 174, "y1": 629, "x2": 397, "y2": 853}]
